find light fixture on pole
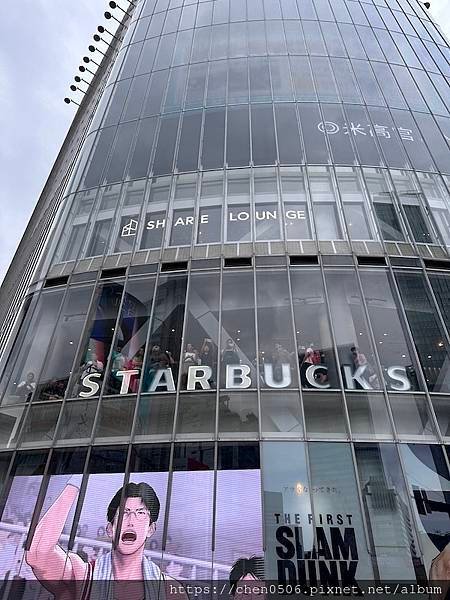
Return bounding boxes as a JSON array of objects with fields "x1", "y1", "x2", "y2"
[
  {"x1": 75, "y1": 74, "x2": 90, "y2": 87},
  {"x1": 79, "y1": 64, "x2": 95, "y2": 77},
  {"x1": 97, "y1": 25, "x2": 120, "y2": 40},
  {"x1": 89, "y1": 44, "x2": 106, "y2": 57},
  {"x1": 83, "y1": 55, "x2": 100, "y2": 68},
  {"x1": 104, "y1": 11, "x2": 122, "y2": 25},
  {"x1": 64, "y1": 97, "x2": 80, "y2": 106},
  {"x1": 108, "y1": 1, "x2": 132, "y2": 17},
  {"x1": 70, "y1": 84, "x2": 86, "y2": 95}
]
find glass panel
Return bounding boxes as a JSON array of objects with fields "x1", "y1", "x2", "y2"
[
  {"x1": 220, "y1": 271, "x2": 256, "y2": 388},
  {"x1": 94, "y1": 397, "x2": 135, "y2": 440},
  {"x1": 363, "y1": 168, "x2": 404, "y2": 242},
  {"x1": 206, "y1": 60, "x2": 227, "y2": 106},
  {"x1": 20, "y1": 402, "x2": 62, "y2": 446},
  {"x1": 142, "y1": 274, "x2": 187, "y2": 390},
  {"x1": 389, "y1": 394, "x2": 436, "y2": 439},
  {"x1": 256, "y1": 270, "x2": 297, "y2": 388},
  {"x1": 226, "y1": 170, "x2": 251, "y2": 242},
  {"x1": 401, "y1": 444, "x2": 450, "y2": 575},
  {"x1": 347, "y1": 391, "x2": 393, "y2": 439},
  {"x1": 260, "y1": 391, "x2": 303, "y2": 437},
  {"x1": 134, "y1": 395, "x2": 176, "y2": 438},
  {"x1": 290, "y1": 268, "x2": 339, "y2": 389},
  {"x1": 303, "y1": 391, "x2": 347, "y2": 437},
  {"x1": 391, "y1": 170, "x2": 436, "y2": 245},
  {"x1": 308, "y1": 167, "x2": 342, "y2": 240},
  {"x1": 218, "y1": 392, "x2": 258, "y2": 435},
  {"x1": 360, "y1": 269, "x2": 421, "y2": 392},
  {"x1": 56, "y1": 399, "x2": 97, "y2": 443},
  {"x1": 128, "y1": 117, "x2": 157, "y2": 179},
  {"x1": 226, "y1": 106, "x2": 250, "y2": 168},
  {"x1": 308, "y1": 443, "x2": 374, "y2": 579},
  {"x1": 354, "y1": 443, "x2": 420, "y2": 579},
  {"x1": 261, "y1": 442, "x2": 313, "y2": 580},
  {"x1": 324, "y1": 269, "x2": 382, "y2": 391},
  {"x1": 182, "y1": 272, "x2": 220, "y2": 390},
  {"x1": 280, "y1": 168, "x2": 311, "y2": 240},
  {"x1": 395, "y1": 272, "x2": 450, "y2": 394},
  {"x1": 105, "y1": 277, "x2": 156, "y2": 395},
  {"x1": 251, "y1": 104, "x2": 277, "y2": 166},
  {"x1": 417, "y1": 173, "x2": 450, "y2": 247},
  {"x1": 176, "y1": 393, "x2": 216, "y2": 435},
  {"x1": 336, "y1": 167, "x2": 376, "y2": 241},
  {"x1": 201, "y1": 108, "x2": 225, "y2": 170},
  {"x1": 1, "y1": 290, "x2": 64, "y2": 406},
  {"x1": 152, "y1": 114, "x2": 179, "y2": 176},
  {"x1": 298, "y1": 105, "x2": 328, "y2": 165},
  {"x1": 35, "y1": 286, "x2": 94, "y2": 402},
  {"x1": 275, "y1": 104, "x2": 303, "y2": 166},
  {"x1": 176, "y1": 110, "x2": 202, "y2": 172},
  {"x1": 253, "y1": 169, "x2": 280, "y2": 241},
  {"x1": 70, "y1": 282, "x2": 125, "y2": 399}
]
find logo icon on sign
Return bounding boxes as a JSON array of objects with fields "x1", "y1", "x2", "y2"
[{"x1": 122, "y1": 219, "x2": 138, "y2": 237}]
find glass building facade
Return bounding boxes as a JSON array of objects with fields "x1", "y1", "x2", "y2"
[{"x1": 1, "y1": 0, "x2": 450, "y2": 592}]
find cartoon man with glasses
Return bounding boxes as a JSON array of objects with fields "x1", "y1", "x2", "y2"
[{"x1": 26, "y1": 478, "x2": 186, "y2": 600}]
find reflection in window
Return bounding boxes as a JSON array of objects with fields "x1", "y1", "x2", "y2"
[
  {"x1": 395, "y1": 272, "x2": 450, "y2": 393},
  {"x1": 360, "y1": 270, "x2": 420, "y2": 392},
  {"x1": 105, "y1": 277, "x2": 155, "y2": 395},
  {"x1": 226, "y1": 170, "x2": 251, "y2": 243},
  {"x1": 324, "y1": 269, "x2": 382, "y2": 391},
  {"x1": 363, "y1": 168, "x2": 404, "y2": 242},
  {"x1": 280, "y1": 168, "x2": 311, "y2": 240},
  {"x1": 143, "y1": 275, "x2": 187, "y2": 391},
  {"x1": 182, "y1": 272, "x2": 220, "y2": 390},
  {"x1": 262, "y1": 442, "x2": 312, "y2": 577},
  {"x1": 253, "y1": 169, "x2": 281, "y2": 241},
  {"x1": 218, "y1": 392, "x2": 259, "y2": 435},
  {"x1": 71, "y1": 283, "x2": 125, "y2": 399},
  {"x1": 260, "y1": 392, "x2": 303, "y2": 437},
  {"x1": 391, "y1": 170, "x2": 436, "y2": 245},
  {"x1": 170, "y1": 209, "x2": 194, "y2": 247},
  {"x1": 354, "y1": 443, "x2": 420, "y2": 579},
  {"x1": 401, "y1": 444, "x2": 450, "y2": 574},
  {"x1": 256, "y1": 270, "x2": 297, "y2": 389},
  {"x1": 86, "y1": 219, "x2": 113, "y2": 258},
  {"x1": 290, "y1": 268, "x2": 339, "y2": 389},
  {"x1": 308, "y1": 167, "x2": 343, "y2": 240},
  {"x1": 220, "y1": 270, "x2": 256, "y2": 387},
  {"x1": 1, "y1": 290, "x2": 64, "y2": 406},
  {"x1": 336, "y1": 167, "x2": 376, "y2": 241},
  {"x1": 417, "y1": 173, "x2": 450, "y2": 248},
  {"x1": 35, "y1": 286, "x2": 94, "y2": 402},
  {"x1": 347, "y1": 393, "x2": 393, "y2": 439}
]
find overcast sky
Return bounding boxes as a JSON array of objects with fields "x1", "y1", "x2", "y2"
[{"x1": 0, "y1": 0, "x2": 449, "y2": 285}]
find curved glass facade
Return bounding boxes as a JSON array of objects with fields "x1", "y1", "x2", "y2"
[{"x1": 1, "y1": 0, "x2": 450, "y2": 592}]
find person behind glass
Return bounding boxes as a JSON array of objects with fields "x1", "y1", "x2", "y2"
[
  {"x1": 81, "y1": 352, "x2": 104, "y2": 379},
  {"x1": 199, "y1": 338, "x2": 215, "y2": 385},
  {"x1": 221, "y1": 339, "x2": 240, "y2": 383},
  {"x1": 145, "y1": 344, "x2": 175, "y2": 389},
  {"x1": 181, "y1": 343, "x2": 199, "y2": 386},
  {"x1": 351, "y1": 346, "x2": 379, "y2": 388},
  {"x1": 128, "y1": 348, "x2": 145, "y2": 393},
  {"x1": 16, "y1": 372, "x2": 35, "y2": 402}
]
